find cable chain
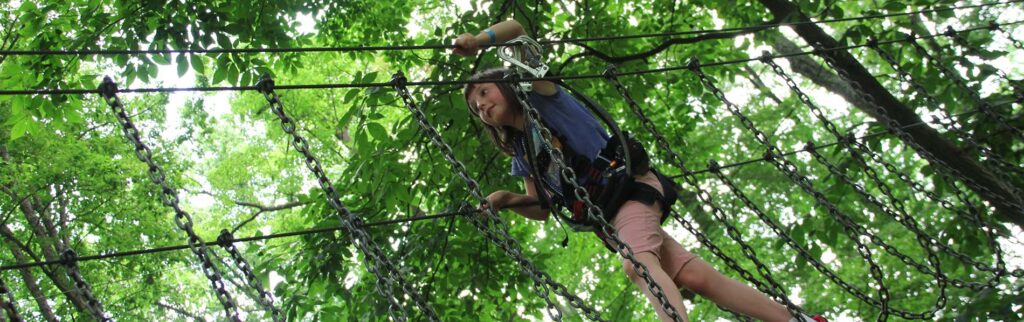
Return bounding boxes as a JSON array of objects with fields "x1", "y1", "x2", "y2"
[
  {"x1": 870, "y1": 39, "x2": 1024, "y2": 190},
  {"x1": 869, "y1": 41, "x2": 1013, "y2": 276},
  {"x1": 601, "y1": 67, "x2": 807, "y2": 319},
  {"x1": 804, "y1": 144, "x2": 953, "y2": 302},
  {"x1": 0, "y1": 278, "x2": 22, "y2": 322},
  {"x1": 59, "y1": 250, "x2": 111, "y2": 322},
  {"x1": 907, "y1": 32, "x2": 1024, "y2": 141},
  {"x1": 217, "y1": 230, "x2": 284, "y2": 322},
  {"x1": 992, "y1": 21, "x2": 1024, "y2": 50},
  {"x1": 905, "y1": 31, "x2": 1024, "y2": 214},
  {"x1": 764, "y1": 55, "x2": 1000, "y2": 291},
  {"x1": 98, "y1": 77, "x2": 242, "y2": 322},
  {"x1": 686, "y1": 61, "x2": 897, "y2": 321},
  {"x1": 816, "y1": 35, "x2": 1024, "y2": 286},
  {"x1": 830, "y1": 30, "x2": 1024, "y2": 243},
  {"x1": 392, "y1": 72, "x2": 605, "y2": 322},
  {"x1": 706, "y1": 160, "x2": 899, "y2": 315},
  {"x1": 502, "y1": 70, "x2": 687, "y2": 322},
  {"x1": 947, "y1": 24, "x2": 1024, "y2": 99},
  {"x1": 255, "y1": 75, "x2": 439, "y2": 322}
]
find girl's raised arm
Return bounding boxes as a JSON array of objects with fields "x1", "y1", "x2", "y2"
[{"x1": 452, "y1": 20, "x2": 557, "y2": 96}]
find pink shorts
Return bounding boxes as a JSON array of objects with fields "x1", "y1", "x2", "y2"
[{"x1": 611, "y1": 171, "x2": 697, "y2": 278}]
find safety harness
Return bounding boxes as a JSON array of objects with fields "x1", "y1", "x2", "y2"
[{"x1": 498, "y1": 36, "x2": 676, "y2": 234}]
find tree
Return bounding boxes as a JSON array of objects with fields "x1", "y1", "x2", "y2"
[{"x1": 1, "y1": 0, "x2": 1021, "y2": 320}]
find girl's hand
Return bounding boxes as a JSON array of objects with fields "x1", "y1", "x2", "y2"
[
  {"x1": 480, "y1": 190, "x2": 511, "y2": 213},
  {"x1": 452, "y1": 32, "x2": 480, "y2": 56}
]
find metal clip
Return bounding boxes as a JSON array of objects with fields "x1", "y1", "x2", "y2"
[{"x1": 497, "y1": 35, "x2": 549, "y2": 91}]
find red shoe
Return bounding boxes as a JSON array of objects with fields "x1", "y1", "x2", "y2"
[{"x1": 811, "y1": 315, "x2": 828, "y2": 322}]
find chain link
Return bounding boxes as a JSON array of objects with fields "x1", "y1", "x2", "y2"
[
  {"x1": 602, "y1": 67, "x2": 807, "y2": 319},
  {"x1": 830, "y1": 29, "x2": 1024, "y2": 239},
  {"x1": 217, "y1": 230, "x2": 284, "y2": 321},
  {"x1": 256, "y1": 75, "x2": 440, "y2": 322},
  {"x1": 98, "y1": 77, "x2": 242, "y2": 322},
  {"x1": 0, "y1": 277, "x2": 22, "y2": 322},
  {"x1": 870, "y1": 39, "x2": 1024, "y2": 197},
  {"x1": 805, "y1": 20, "x2": 1024, "y2": 285},
  {"x1": 706, "y1": 160, "x2": 899, "y2": 316},
  {"x1": 764, "y1": 55, "x2": 1004, "y2": 292},
  {"x1": 686, "y1": 61, "x2": 896, "y2": 321},
  {"x1": 948, "y1": 24, "x2": 1024, "y2": 100},
  {"x1": 869, "y1": 41, "x2": 1014, "y2": 278},
  {"x1": 59, "y1": 250, "x2": 111, "y2": 321},
  {"x1": 907, "y1": 31, "x2": 1024, "y2": 142},
  {"x1": 392, "y1": 72, "x2": 608, "y2": 322},
  {"x1": 499, "y1": 71, "x2": 685, "y2": 321},
  {"x1": 904, "y1": 31, "x2": 1024, "y2": 218},
  {"x1": 993, "y1": 21, "x2": 1024, "y2": 50}
]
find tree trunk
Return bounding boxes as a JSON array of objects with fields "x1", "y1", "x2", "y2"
[
  {"x1": 757, "y1": 0, "x2": 1024, "y2": 227},
  {"x1": 3, "y1": 241, "x2": 58, "y2": 322},
  {"x1": 1, "y1": 146, "x2": 103, "y2": 319},
  {"x1": 765, "y1": 34, "x2": 872, "y2": 111}
]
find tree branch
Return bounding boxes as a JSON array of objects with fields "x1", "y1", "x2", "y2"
[
  {"x1": 155, "y1": 300, "x2": 205, "y2": 321},
  {"x1": 558, "y1": 19, "x2": 781, "y2": 69}
]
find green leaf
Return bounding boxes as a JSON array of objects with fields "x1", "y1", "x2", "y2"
[
  {"x1": 362, "y1": 71, "x2": 379, "y2": 83},
  {"x1": 212, "y1": 65, "x2": 227, "y2": 84},
  {"x1": 344, "y1": 89, "x2": 359, "y2": 103},
  {"x1": 190, "y1": 55, "x2": 205, "y2": 75},
  {"x1": 883, "y1": 1, "x2": 906, "y2": 11},
  {"x1": 367, "y1": 122, "x2": 387, "y2": 140},
  {"x1": 216, "y1": 33, "x2": 233, "y2": 49},
  {"x1": 10, "y1": 120, "x2": 30, "y2": 141},
  {"x1": 151, "y1": 53, "x2": 171, "y2": 65},
  {"x1": 176, "y1": 54, "x2": 188, "y2": 77}
]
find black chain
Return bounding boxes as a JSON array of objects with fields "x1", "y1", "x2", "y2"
[
  {"x1": 835, "y1": 29, "x2": 1024, "y2": 231},
  {"x1": 503, "y1": 71, "x2": 685, "y2": 322},
  {"x1": 216, "y1": 230, "x2": 284, "y2": 321},
  {"x1": 687, "y1": 60, "x2": 896, "y2": 321},
  {"x1": 947, "y1": 24, "x2": 1024, "y2": 100},
  {"x1": 255, "y1": 75, "x2": 439, "y2": 322},
  {"x1": 392, "y1": 72, "x2": 607, "y2": 322},
  {"x1": 602, "y1": 67, "x2": 807, "y2": 319},
  {"x1": 905, "y1": 31, "x2": 1024, "y2": 215},
  {"x1": 870, "y1": 38, "x2": 1024, "y2": 194},
  {"x1": 869, "y1": 41, "x2": 1014, "y2": 279},
  {"x1": 992, "y1": 21, "x2": 1024, "y2": 50},
  {"x1": 0, "y1": 277, "x2": 22, "y2": 322},
  {"x1": 907, "y1": 31, "x2": 1024, "y2": 141},
  {"x1": 763, "y1": 55, "x2": 1004, "y2": 291},
  {"x1": 820, "y1": 43, "x2": 1024, "y2": 289},
  {"x1": 805, "y1": 23, "x2": 1024, "y2": 308},
  {"x1": 98, "y1": 77, "x2": 242, "y2": 322},
  {"x1": 59, "y1": 250, "x2": 111, "y2": 321},
  {"x1": 706, "y1": 160, "x2": 899, "y2": 315}
]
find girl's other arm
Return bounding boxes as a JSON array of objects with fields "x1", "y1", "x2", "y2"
[
  {"x1": 451, "y1": 20, "x2": 557, "y2": 96},
  {"x1": 483, "y1": 178, "x2": 550, "y2": 221}
]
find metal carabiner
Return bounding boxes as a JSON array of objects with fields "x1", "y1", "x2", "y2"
[{"x1": 497, "y1": 35, "x2": 549, "y2": 91}]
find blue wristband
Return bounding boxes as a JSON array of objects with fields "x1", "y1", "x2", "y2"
[{"x1": 484, "y1": 29, "x2": 497, "y2": 44}]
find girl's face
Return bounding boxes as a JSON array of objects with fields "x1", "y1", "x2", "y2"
[{"x1": 468, "y1": 82, "x2": 516, "y2": 128}]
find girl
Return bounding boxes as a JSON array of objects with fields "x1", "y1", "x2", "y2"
[{"x1": 452, "y1": 20, "x2": 827, "y2": 322}]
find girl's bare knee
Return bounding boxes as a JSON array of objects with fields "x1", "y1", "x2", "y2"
[{"x1": 676, "y1": 259, "x2": 717, "y2": 296}]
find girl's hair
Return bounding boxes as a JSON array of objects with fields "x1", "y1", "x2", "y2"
[{"x1": 463, "y1": 67, "x2": 523, "y2": 156}]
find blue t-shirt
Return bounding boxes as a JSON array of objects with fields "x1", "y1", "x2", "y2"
[{"x1": 511, "y1": 86, "x2": 609, "y2": 183}]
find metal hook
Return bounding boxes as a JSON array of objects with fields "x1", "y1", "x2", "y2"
[{"x1": 496, "y1": 35, "x2": 549, "y2": 91}]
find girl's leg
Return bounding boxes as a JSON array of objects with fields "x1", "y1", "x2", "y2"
[
  {"x1": 673, "y1": 258, "x2": 791, "y2": 322},
  {"x1": 613, "y1": 195, "x2": 690, "y2": 322},
  {"x1": 623, "y1": 252, "x2": 690, "y2": 322}
]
